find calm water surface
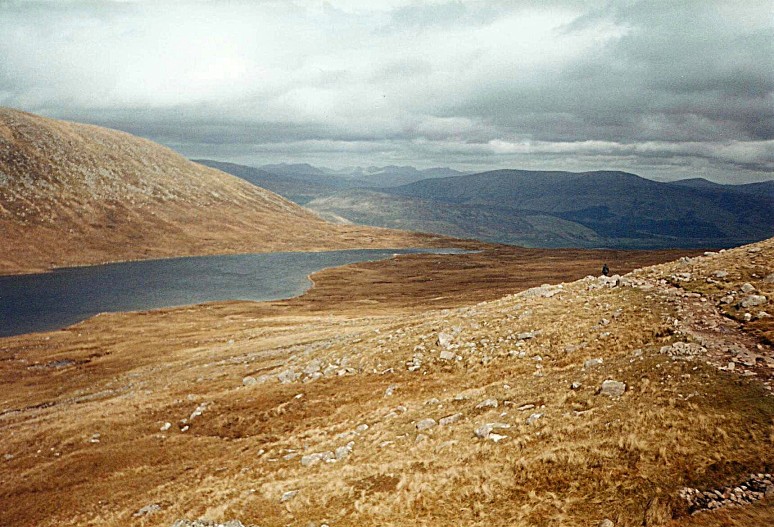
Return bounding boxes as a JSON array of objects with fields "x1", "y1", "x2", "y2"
[{"x1": 0, "y1": 248, "x2": 465, "y2": 337}]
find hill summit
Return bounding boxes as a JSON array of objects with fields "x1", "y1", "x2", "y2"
[{"x1": 0, "y1": 108, "x2": 443, "y2": 274}]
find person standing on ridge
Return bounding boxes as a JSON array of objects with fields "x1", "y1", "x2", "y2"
[{"x1": 602, "y1": 263, "x2": 610, "y2": 276}]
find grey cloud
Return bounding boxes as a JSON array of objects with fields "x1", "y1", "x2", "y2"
[{"x1": 0, "y1": 1, "x2": 772, "y2": 182}]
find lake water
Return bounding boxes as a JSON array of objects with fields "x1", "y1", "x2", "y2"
[{"x1": 0, "y1": 248, "x2": 465, "y2": 337}]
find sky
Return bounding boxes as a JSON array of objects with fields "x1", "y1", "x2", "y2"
[{"x1": 1, "y1": 0, "x2": 773, "y2": 182}]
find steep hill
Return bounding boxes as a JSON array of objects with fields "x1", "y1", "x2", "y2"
[
  {"x1": 0, "y1": 109, "x2": 447, "y2": 275},
  {"x1": 318, "y1": 169, "x2": 774, "y2": 249}
]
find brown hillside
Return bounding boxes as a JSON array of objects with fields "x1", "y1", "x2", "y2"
[
  {"x1": 0, "y1": 241, "x2": 771, "y2": 526},
  {"x1": 0, "y1": 108, "x2": 449, "y2": 275}
]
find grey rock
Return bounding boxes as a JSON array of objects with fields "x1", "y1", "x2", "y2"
[
  {"x1": 584, "y1": 358, "x2": 604, "y2": 369},
  {"x1": 439, "y1": 413, "x2": 463, "y2": 426},
  {"x1": 242, "y1": 376, "x2": 257, "y2": 386},
  {"x1": 437, "y1": 332, "x2": 453, "y2": 348},
  {"x1": 133, "y1": 504, "x2": 161, "y2": 517},
  {"x1": 280, "y1": 490, "x2": 299, "y2": 502},
  {"x1": 741, "y1": 283, "x2": 756, "y2": 294},
  {"x1": 741, "y1": 295, "x2": 767, "y2": 308},
  {"x1": 475, "y1": 398, "x2": 498, "y2": 410},
  {"x1": 278, "y1": 369, "x2": 299, "y2": 384},
  {"x1": 439, "y1": 350, "x2": 456, "y2": 361},
  {"x1": 526, "y1": 413, "x2": 543, "y2": 425},
  {"x1": 599, "y1": 380, "x2": 626, "y2": 397},
  {"x1": 599, "y1": 520, "x2": 614, "y2": 527},
  {"x1": 416, "y1": 418, "x2": 437, "y2": 431}
]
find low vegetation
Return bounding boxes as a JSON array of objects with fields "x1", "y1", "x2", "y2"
[{"x1": 1, "y1": 240, "x2": 771, "y2": 526}]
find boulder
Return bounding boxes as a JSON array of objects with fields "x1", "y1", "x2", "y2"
[{"x1": 600, "y1": 380, "x2": 626, "y2": 397}]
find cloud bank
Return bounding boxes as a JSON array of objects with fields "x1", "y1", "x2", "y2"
[{"x1": 1, "y1": 0, "x2": 772, "y2": 181}]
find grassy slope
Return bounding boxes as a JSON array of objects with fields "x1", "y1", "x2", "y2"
[{"x1": 0, "y1": 240, "x2": 771, "y2": 526}]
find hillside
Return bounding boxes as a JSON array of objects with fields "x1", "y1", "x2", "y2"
[
  {"x1": 307, "y1": 188, "x2": 602, "y2": 247},
  {"x1": 316, "y1": 170, "x2": 773, "y2": 249},
  {"x1": 194, "y1": 160, "x2": 346, "y2": 205},
  {"x1": 669, "y1": 178, "x2": 774, "y2": 199},
  {"x1": 0, "y1": 109, "x2": 450, "y2": 275},
  {"x1": 1, "y1": 239, "x2": 771, "y2": 526}
]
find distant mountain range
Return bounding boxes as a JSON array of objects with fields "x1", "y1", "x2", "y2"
[{"x1": 202, "y1": 160, "x2": 774, "y2": 249}]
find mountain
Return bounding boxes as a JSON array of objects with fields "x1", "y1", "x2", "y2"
[
  {"x1": 307, "y1": 188, "x2": 602, "y2": 247},
  {"x1": 327, "y1": 169, "x2": 773, "y2": 249},
  {"x1": 351, "y1": 165, "x2": 467, "y2": 187},
  {"x1": 258, "y1": 162, "x2": 467, "y2": 188},
  {"x1": 193, "y1": 160, "x2": 345, "y2": 205},
  {"x1": 670, "y1": 177, "x2": 774, "y2": 199},
  {"x1": 0, "y1": 108, "x2": 447, "y2": 275}
]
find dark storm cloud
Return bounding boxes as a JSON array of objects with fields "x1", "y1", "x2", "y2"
[{"x1": 0, "y1": 0, "x2": 771, "y2": 181}]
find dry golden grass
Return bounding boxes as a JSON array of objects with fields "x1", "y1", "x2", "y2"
[{"x1": 1, "y1": 241, "x2": 772, "y2": 526}]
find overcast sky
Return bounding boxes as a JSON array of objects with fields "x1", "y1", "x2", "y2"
[{"x1": 1, "y1": 0, "x2": 772, "y2": 182}]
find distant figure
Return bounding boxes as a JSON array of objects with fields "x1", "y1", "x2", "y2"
[{"x1": 602, "y1": 263, "x2": 610, "y2": 276}]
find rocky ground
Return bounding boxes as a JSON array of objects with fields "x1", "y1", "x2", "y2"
[{"x1": 0, "y1": 242, "x2": 772, "y2": 526}]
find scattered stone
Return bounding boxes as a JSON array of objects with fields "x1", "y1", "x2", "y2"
[
  {"x1": 384, "y1": 384, "x2": 398, "y2": 397},
  {"x1": 280, "y1": 490, "x2": 299, "y2": 502},
  {"x1": 425, "y1": 398, "x2": 441, "y2": 405},
  {"x1": 740, "y1": 295, "x2": 767, "y2": 308},
  {"x1": 474, "y1": 422, "x2": 510, "y2": 439},
  {"x1": 301, "y1": 451, "x2": 334, "y2": 467},
  {"x1": 679, "y1": 473, "x2": 773, "y2": 514},
  {"x1": 517, "y1": 404, "x2": 535, "y2": 411},
  {"x1": 242, "y1": 376, "x2": 257, "y2": 386},
  {"x1": 570, "y1": 382, "x2": 582, "y2": 390},
  {"x1": 439, "y1": 350, "x2": 456, "y2": 361},
  {"x1": 713, "y1": 270, "x2": 729, "y2": 279},
  {"x1": 160, "y1": 422, "x2": 172, "y2": 432},
  {"x1": 584, "y1": 358, "x2": 603, "y2": 369},
  {"x1": 599, "y1": 380, "x2": 626, "y2": 397},
  {"x1": 171, "y1": 520, "x2": 250, "y2": 527},
  {"x1": 488, "y1": 433, "x2": 508, "y2": 443},
  {"x1": 599, "y1": 520, "x2": 614, "y2": 527},
  {"x1": 475, "y1": 398, "x2": 498, "y2": 410},
  {"x1": 335, "y1": 443, "x2": 354, "y2": 460},
  {"x1": 741, "y1": 283, "x2": 756, "y2": 294},
  {"x1": 517, "y1": 331, "x2": 540, "y2": 340},
  {"x1": 526, "y1": 413, "x2": 543, "y2": 425},
  {"x1": 416, "y1": 418, "x2": 437, "y2": 431},
  {"x1": 439, "y1": 413, "x2": 463, "y2": 426},
  {"x1": 437, "y1": 332, "x2": 453, "y2": 348},
  {"x1": 133, "y1": 504, "x2": 161, "y2": 517},
  {"x1": 278, "y1": 369, "x2": 299, "y2": 384}
]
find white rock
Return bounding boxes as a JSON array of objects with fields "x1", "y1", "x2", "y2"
[
  {"x1": 160, "y1": 422, "x2": 172, "y2": 432},
  {"x1": 437, "y1": 332, "x2": 454, "y2": 348},
  {"x1": 526, "y1": 413, "x2": 543, "y2": 425},
  {"x1": 384, "y1": 384, "x2": 398, "y2": 397},
  {"x1": 488, "y1": 433, "x2": 508, "y2": 443},
  {"x1": 439, "y1": 350, "x2": 456, "y2": 361}
]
